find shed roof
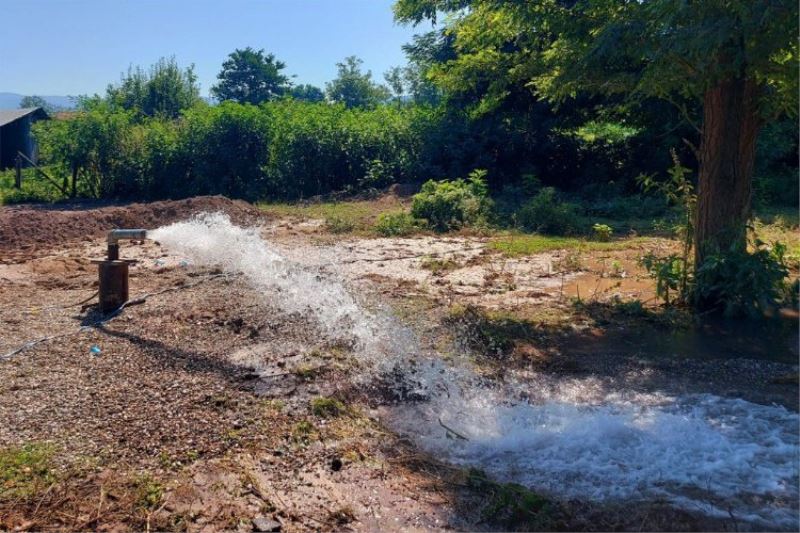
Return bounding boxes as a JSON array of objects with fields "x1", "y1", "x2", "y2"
[{"x1": 0, "y1": 107, "x2": 49, "y2": 128}]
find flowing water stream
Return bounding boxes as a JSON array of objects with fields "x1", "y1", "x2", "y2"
[{"x1": 150, "y1": 213, "x2": 799, "y2": 529}]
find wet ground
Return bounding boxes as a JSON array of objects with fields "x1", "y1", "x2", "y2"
[{"x1": 0, "y1": 198, "x2": 797, "y2": 532}]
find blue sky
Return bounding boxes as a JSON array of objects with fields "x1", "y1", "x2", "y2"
[{"x1": 1, "y1": 0, "x2": 427, "y2": 97}]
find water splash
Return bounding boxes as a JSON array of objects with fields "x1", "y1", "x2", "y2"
[{"x1": 152, "y1": 213, "x2": 799, "y2": 528}]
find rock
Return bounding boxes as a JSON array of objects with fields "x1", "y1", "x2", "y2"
[{"x1": 252, "y1": 516, "x2": 282, "y2": 532}]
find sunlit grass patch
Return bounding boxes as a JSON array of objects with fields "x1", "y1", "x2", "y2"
[
  {"x1": 752, "y1": 208, "x2": 800, "y2": 268},
  {"x1": 0, "y1": 168, "x2": 68, "y2": 205},
  {"x1": 0, "y1": 442, "x2": 56, "y2": 499},
  {"x1": 259, "y1": 198, "x2": 409, "y2": 234},
  {"x1": 489, "y1": 232, "x2": 651, "y2": 257}
]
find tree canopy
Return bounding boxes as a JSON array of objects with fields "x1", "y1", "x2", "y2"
[
  {"x1": 19, "y1": 95, "x2": 58, "y2": 114},
  {"x1": 211, "y1": 47, "x2": 291, "y2": 104},
  {"x1": 290, "y1": 84, "x2": 325, "y2": 103},
  {"x1": 325, "y1": 56, "x2": 391, "y2": 108},
  {"x1": 106, "y1": 57, "x2": 200, "y2": 118},
  {"x1": 394, "y1": 0, "x2": 798, "y2": 118}
]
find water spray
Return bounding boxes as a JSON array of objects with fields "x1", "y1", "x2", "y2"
[{"x1": 92, "y1": 229, "x2": 148, "y2": 312}]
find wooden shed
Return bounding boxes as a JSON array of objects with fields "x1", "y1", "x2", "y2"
[{"x1": 0, "y1": 107, "x2": 49, "y2": 170}]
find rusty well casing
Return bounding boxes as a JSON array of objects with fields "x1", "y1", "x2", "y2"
[{"x1": 96, "y1": 260, "x2": 130, "y2": 312}]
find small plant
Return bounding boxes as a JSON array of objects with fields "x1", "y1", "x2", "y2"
[
  {"x1": 0, "y1": 443, "x2": 55, "y2": 499},
  {"x1": 609, "y1": 259, "x2": 625, "y2": 277},
  {"x1": 291, "y1": 420, "x2": 318, "y2": 444},
  {"x1": 373, "y1": 211, "x2": 420, "y2": 237},
  {"x1": 693, "y1": 240, "x2": 791, "y2": 317},
  {"x1": 134, "y1": 474, "x2": 164, "y2": 510},
  {"x1": 515, "y1": 187, "x2": 582, "y2": 235},
  {"x1": 420, "y1": 256, "x2": 460, "y2": 274},
  {"x1": 638, "y1": 150, "x2": 696, "y2": 298},
  {"x1": 639, "y1": 252, "x2": 686, "y2": 306},
  {"x1": 591, "y1": 223, "x2": 613, "y2": 242},
  {"x1": 294, "y1": 363, "x2": 323, "y2": 380},
  {"x1": 325, "y1": 214, "x2": 357, "y2": 234},
  {"x1": 411, "y1": 169, "x2": 492, "y2": 232},
  {"x1": 310, "y1": 396, "x2": 346, "y2": 418}
]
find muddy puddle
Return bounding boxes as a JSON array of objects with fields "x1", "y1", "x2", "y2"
[{"x1": 562, "y1": 315, "x2": 799, "y2": 365}]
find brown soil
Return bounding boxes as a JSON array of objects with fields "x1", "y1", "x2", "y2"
[{"x1": 0, "y1": 196, "x2": 265, "y2": 264}]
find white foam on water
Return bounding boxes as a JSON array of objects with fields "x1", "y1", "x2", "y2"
[{"x1": 151, "y1": 213, "x2": 800, "y2": 529}]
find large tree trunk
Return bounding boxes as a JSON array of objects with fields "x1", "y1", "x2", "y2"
[{"x1": 694, "y1": 76, "x2": 761, "y2": 301}]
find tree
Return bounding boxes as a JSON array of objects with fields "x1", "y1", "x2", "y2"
[
  {"x1": 384, "y1": 66, "x2": 406, "y2": 103},
  {"x1": 106, "y1": 57, "x2": 200, "y2": 118},
  {"x1": 19, "y1": 95, "x2": 58, "y2": 114},
  {"x1": 395, "y1": 0, "x2": 798, "y2": 308},
  {"x1": 290, "y1": 84, "x2": 325, "y2": 103},
  {"x1": 325, "y1": 56, "x2": 391, "y2": 108},
  {"x1": 212, "y1": 48, "x2": 291, "y2": 104}
]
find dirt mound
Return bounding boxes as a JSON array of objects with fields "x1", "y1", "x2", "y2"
[{"x1": 0, "y1": 196, "x2": 266, "y2": 263}]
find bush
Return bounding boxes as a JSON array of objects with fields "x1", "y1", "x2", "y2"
[
  {"x1": 583, "y1": 194, "x2": 671, "y2": 219},
  {"x1": 33, "y1": 100, "x2": 434, "y2": 202},
  {"x1": 325, "y1": 214, "x2": 357, "y2": 234},
  {"x1": 411, "y1": 170, "x2": 491, "y2": 232},
  {"x1": 374, "y1": 211, "x2": 421, "y2": 236},
  {"x1": 591, "y1": 223, "x2": 613, "y2": 241},
  {"x1": 515, "y1": 187, "x2": 582, "y2": 235},
  {"x1": 693, "y1": 241, "x2": 791, "y2": 317}
]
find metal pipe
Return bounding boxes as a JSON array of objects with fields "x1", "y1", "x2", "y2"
[
  {"x1": 95, "y1": 229, "x2": 149, "y2": 312},
  {"x1": 107, "y1": 229, "x2": 147, "y2": 261},
  {"x1": 107, "y1": 229, "x2": 147, "y2": 244}
]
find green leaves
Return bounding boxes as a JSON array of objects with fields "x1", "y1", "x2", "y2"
[
  {"x1": 411, "y1": 170, "x2": 492, "y2": 231},
  {"x1": 211, "y1": 48, "x2": 291, "y2": 105},
  {"x1": 325, "y1": 56, "x2": 392, "y2": 109},
  {"x1": 394, "y1": 0, "x2": 799, "y2": 119}
]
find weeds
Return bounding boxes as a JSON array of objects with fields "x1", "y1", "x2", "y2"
[
  {"x1": 447, "y1": 305, "x2": 540, "y2": 357},
  {"x1": 325, "y1": 214, "x2": 357, "y2": 234},
  {"x1": 465, "y1": 468, "x2": 551, "y2": 529},
  {"x1": 310, "y1": 397, "x2": 346, "y2": 418},
  {"x1": 291, "y1": 421, "x2": 318, "y2": 444},
  {"x1": 420, "y1": 256, "x2": 460, "y2": 274},
  {"x1": 0, "y1": 443, "x2": 56, "y2": 499},
  {"x1": 133, "y1": 474, "x2": 164, "y2": 510},
  {"x1": 374, "y1": 211, "x2": 421, "y2": 236}
]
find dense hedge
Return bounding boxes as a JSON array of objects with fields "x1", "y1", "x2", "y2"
[
  {"x1": 33, "y1": 101, "x2": 441, "y2": 201},
  {"x1": 32, "y1": 100, "x2": 797, "y2": 205}
]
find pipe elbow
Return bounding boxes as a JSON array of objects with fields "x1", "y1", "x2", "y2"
[{"x1": 107, "y1": 229, "x2": 148, "y2": 244}]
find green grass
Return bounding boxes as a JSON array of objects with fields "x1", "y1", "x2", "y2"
[
  {"x1": 310, "y1": 396, "x2": 347, "y2": 418},
  {"x1": 489, "y1": 232, "x2": 652, "y2": 257},
  {"x1": 752, "y1": 208, "x2": 800, "y2": 266},
  {"x1": 0, "y1": 167, "x2": 68, "y2": 205},
  {"x1": 0, "y1": 443, "x2": 56, "y2": 499},
  {"x1": 259, "y1": 199, "x2": 400, "y2": 233}
]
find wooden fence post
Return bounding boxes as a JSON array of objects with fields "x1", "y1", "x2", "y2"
[{"x1": 14, "y1": 153, "x2": 22, "y2": 189}]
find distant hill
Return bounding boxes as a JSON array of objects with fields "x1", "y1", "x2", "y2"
[{"x1": 0, "y1": 92, "x2": 77, "y2": 110}]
